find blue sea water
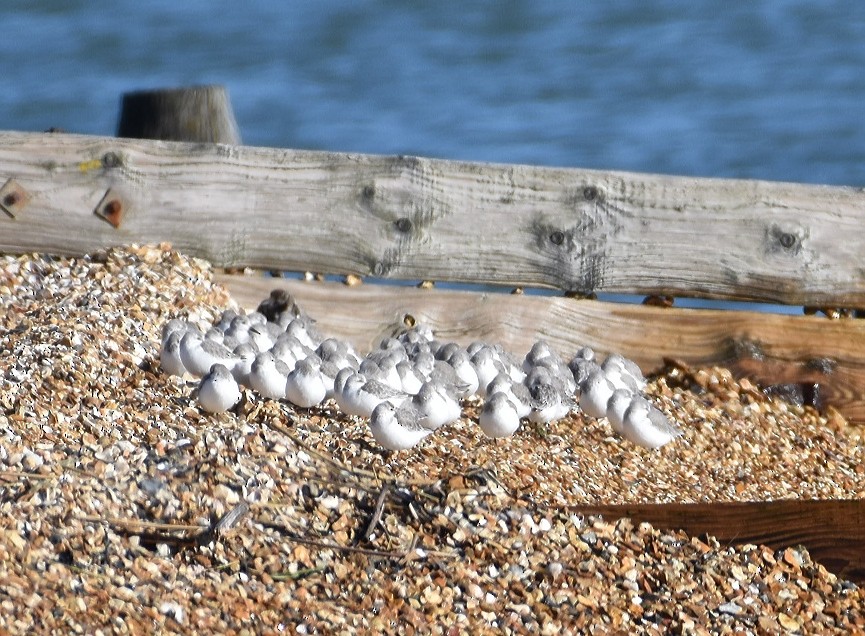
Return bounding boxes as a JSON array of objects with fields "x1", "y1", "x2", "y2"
[{"x1": 2, "y1": 1, "x2": 864, "y2": 187}]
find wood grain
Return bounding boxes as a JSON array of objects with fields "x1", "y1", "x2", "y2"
[
  {"x1": 2, "y1": 130, "x2": 865, "y2": 304},
  {"x1": 217, "y1": 274, "x2": 865, "y2": 423},
  {"x1": 570, "y1": 500, "x2": 865, "y2": 583}
]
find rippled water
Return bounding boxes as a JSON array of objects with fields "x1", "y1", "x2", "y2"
[{"x1": 2, "y1": 1, "x2": 864, "y2": 187}]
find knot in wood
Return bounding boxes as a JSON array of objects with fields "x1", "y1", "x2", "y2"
[
  {"x1": 101, "y1": 152, "x2": 122, "y2": 169},
  {"x1": 3, "y1": 192, "x2": 19, "y2": 207},
  {"x1": 362, "y1": 184, "x2": 376, "y2": 199},
  {"x1": 779, "y1": 232, "x2": 796, "y2": 249},
  {"x1": 549, "y1": 230, "x2": 565, "y2": 246},
  {"x1": 583, "y1": 185, "x2": 600, "y2": 201},
  {"x1": 395, "y1": 217, "x2": 413, "y2": 233}
]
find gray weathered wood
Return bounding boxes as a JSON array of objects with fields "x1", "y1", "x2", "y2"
[
  {"x1": 218, "y1": 274, "x2": 865, "y2": 424},
  {"x1": 117, "y1": 85, "x2": 241, "y2": 145},
  {"x1": 1, "y1": 130, "x2": 865, "y2": 304}
]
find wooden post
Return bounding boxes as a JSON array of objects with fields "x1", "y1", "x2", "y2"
[{"x1": 116, "y1": 85, "x2": 241, "y2": 144}]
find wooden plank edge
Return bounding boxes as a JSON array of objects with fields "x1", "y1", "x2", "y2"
[{"x1": 569, "y1": 499, "x2": 865, "y2": 584}]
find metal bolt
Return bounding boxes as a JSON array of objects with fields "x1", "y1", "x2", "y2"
[{"x1": 550, "y1": 231, "x2": 565, "y2": 246}]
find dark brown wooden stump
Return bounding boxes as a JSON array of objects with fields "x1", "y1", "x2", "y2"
[{"x1": 116, "y1": 85, "x2": 241, "y2": 144}]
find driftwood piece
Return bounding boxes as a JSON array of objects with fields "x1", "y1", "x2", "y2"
[
  {"x1": 571, "y1": 500, "x2": 865, "y2": 584},
  {"x1": 1, "y1": 131, "x2": 865, "y2": 304},
  {"x1": 117, "y1": 85, "x2": 241, "y2": 145},
  {"x1": 217, "y1": 274, "x2": 865, "y2": 424}
]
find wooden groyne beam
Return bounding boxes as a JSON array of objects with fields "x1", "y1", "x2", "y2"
[{"x1": 1, "y1": 130, "x2": 864, "y2": 305}]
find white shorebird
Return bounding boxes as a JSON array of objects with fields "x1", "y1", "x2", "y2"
[
  {"x1": 410, "y1": 381, "x2": 462, "y2": 430},
  {"x1": 337, "y1": 373, "x2": 410, "y2": 418},
  {"x1": 445, "y1": 349, "x2": 480, "y2": 396},
  {"x1": 568, "y1": 356, "x2": 601, "y2": 390},
  {"x1": 247, "y1": 322, "x2": 282, "y2": 352},
  {"x1": 470, "y1": 346, "x2": 507, "y2": 398},
  {"x1": 485, "y1": 373, "x2": 532, "y2": 419},
  {"x1": 605, "y1": 388, "x2": 634, "y2": 435},
  {"x1": 525, "y1": 367, "x2": 572, "y2": 424},
  {"x1": 579, "y1": 370, "x2": 616, "y2": 420},
  {"x1": 223, "y1": 315, "x2": 252, "y2": 346},
  {"x1": 285, "y1": 356, "x2": 328, "y2": 408},
  {"x1": 179, "y1": 329, "x2": 237, "y2": 378},
  {"x1": 369, "y1": 402, "x2": 434, "y2": 451},
  {"x1": 316, "y1": 338, "x2": 361, "y2": 371},
  {"x1": 196, "y1": 364, "x2": 241, "y2": 413},
  {"x1": 160, "y1": 330, "x2": 188, "y2": 378},
  {"x1": 230, "y1": 343, "x2": 257, "y2": 388},
  {"x1": 213, "y1": 308, "x2": 240, "y2": 332},
  {"x1": 161, "y1": 318, "x2": 188, "y2": 345},
  {"x1": 478, "y1": 392, "x2": 521, "y2": 438},
  {"x1": 602, "y1": 353, "x2": 647, "y2": 391},
  {"x1": 621, "y1": 397, "x2": 682, "y2": 449},
  {"x1": 249, "y1": 351, "x2": 291, "y2": 400},
  {"x1": 396, "y1": 360, "x2": 425, "y2": 395}
]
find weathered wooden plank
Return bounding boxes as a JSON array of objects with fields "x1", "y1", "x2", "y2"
[
  {"x1": 2, "y1": 130, "x2": 865, "y2": 304},
  {"x1": 570, "y1": 500, "x2": 865, "y2": 583},
  {"x1": 217, "y1": 274, "x2": 865, "y2": 423}
]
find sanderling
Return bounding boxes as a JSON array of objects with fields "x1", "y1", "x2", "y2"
[
  {"x1": 271, "y1": 334, "x2": 313, "y2": 370},
  {"x1": 470, "y1": 346, "x2": 507, "y2": 398},
  {"x1": 247, "y1": 322, "x2": 282, "y2": 352},
  {"x1": 160, "y1": 330, "x2": 189, "y2": 378},
  {"x1": 337, "y1": 373, "x2": 409, "y2": 418},
  {"x1": 369, "y1": 402, "x2": 433, "y2": 451},
  {"x1": 196, "y1": 363, "x2": 241, "y2": 413},
  {"x1": 605, "y1": 388, "x2": 634, "y2": 435},
  {"x1": 523, "y1": 340, "x2": 557, "y2": 373},
  {"x1": 448, "y1": 349, "x2": 480, "y2": 396},
  {"x1": 161, "y1": 318, "x2": 188, "y2": 345},
  {"x1": 525, "y1": 367, "x2": 572, "y2": 424},
  {"x1": 179, "y1": 329, "x2": 237, "y2": 378},
  {"x1": 285, "y1": 356, "x2": 328, "y2": 408},
  {"x1": 223, "y1": 315, "x2": 253, "y2": 344},
  {"x1": 285, "y1": 317, "x2": 320, "y2": 350},
  {"x1": 411, "y1": 381, "x2": 461, "y2": 430},
  {"x1": 317, "y1": 338, "x2": 361, "y2": 371},
  {"x1": 213, "y1": 308, "x2": 240, "y2": 332},
  {"x1": 230, "y1": 342, "x2": 257, "y2": 387},
  {"x1": 435, "y1": 342, "x2": 462, "y2": 362},
  {"x1": 485, "y1": 373, "x2": 532, "y2": 419},
  {"x1": 478, "y1": 391, "x2": 521, "y2": 438},
  {"x1": 579, "y1": 369, "x2": 616, "y2": 419},
  {"x1": 569, "y1": 357, "x2": 601, "y2": 392},
  {"x1": 602, "y1": 353, "x2": 647, "y2": 391},
  {"x1": 621, "y1": 397, "x2": 682, "y2": 449},
  {"x1": 396, "y1": 360, "x2": 425, "y2": 395},
  {"x1": 249, "y1": 351, "x2": 291, "y2": 400},
  {"x1": 319, "y1": 358, "x2": 342, "y2": 400}
]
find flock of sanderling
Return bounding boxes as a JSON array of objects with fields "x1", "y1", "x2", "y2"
[{"x1": 160, "y1": 290, "x2": 682, "y2": 451}]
